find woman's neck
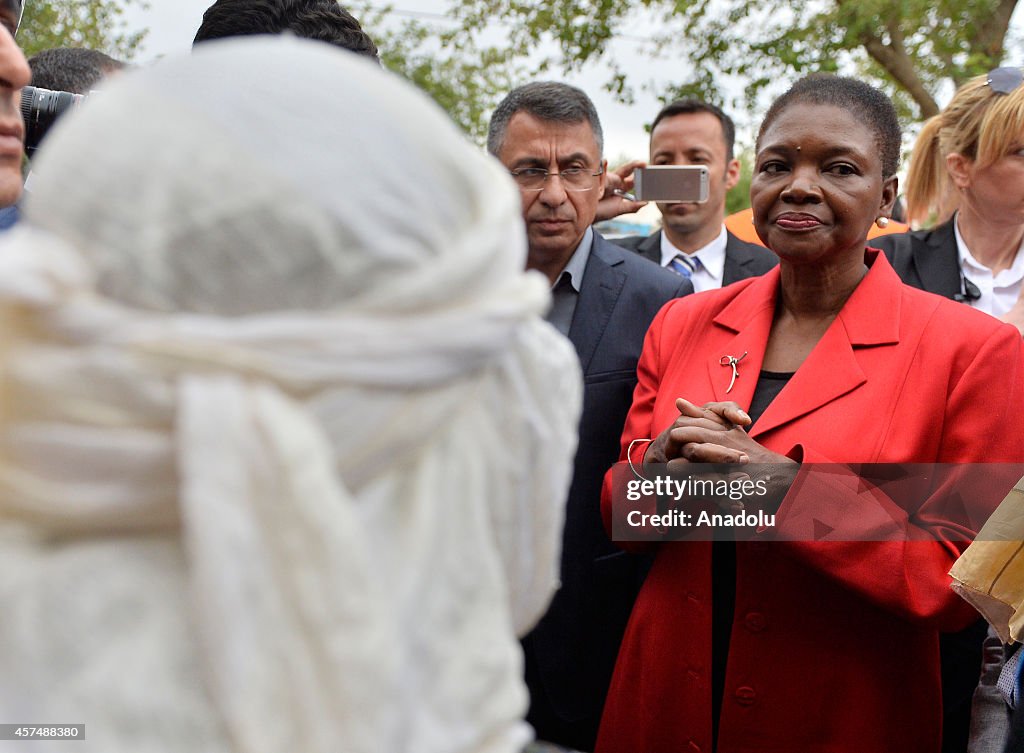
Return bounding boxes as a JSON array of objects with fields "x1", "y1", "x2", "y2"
[
  {"x1": 777, "y1": 254, "x2": 868, "y2": 320},
  {"x1": 956, "y1": 208, "x2": 1024, "y2": 275},
  {"x1": 763, "y1": 255, "x2": 868, "y2": 373}
]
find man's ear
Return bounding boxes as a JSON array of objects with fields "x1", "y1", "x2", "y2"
[
  {"x1": 598, "y1": 158, "x2": 609, "y2": 192},
  {"x1": 724, "y1": 157, "x2": 741, "y2": 191},
  {"x1": 945, "y1": 152, "x2": 974, "y2": 190}
]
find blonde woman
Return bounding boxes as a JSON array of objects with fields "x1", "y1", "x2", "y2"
[{"x1": 874, "y1": 67, "x2": 1024, "y2": 334}]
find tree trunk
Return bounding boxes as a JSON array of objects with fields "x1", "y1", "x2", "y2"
[{"x1": 974, "y1": 0, "x2": 1019, "y2": 61}]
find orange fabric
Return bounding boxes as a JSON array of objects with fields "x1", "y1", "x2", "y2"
[
  {"x1": 597, "y1": 251, "x2": 1024, "y2": 753},
  {"x1": 725, "y1": 208, "x2": 910, "y2": 246}
]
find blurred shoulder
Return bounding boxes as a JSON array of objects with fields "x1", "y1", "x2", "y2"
[{"x1": 608, "y1": 233, "x2": 650, "y2": 253}]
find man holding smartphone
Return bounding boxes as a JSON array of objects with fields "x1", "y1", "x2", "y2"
[{"x1": 613, "y1": 99, "x2": 776, "y2": 292}]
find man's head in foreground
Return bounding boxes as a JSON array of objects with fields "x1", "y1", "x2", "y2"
[
  {"x1": 29, "y1": 47, "x2": 127, "y2": 94},
  {"x1": 193, "y1": 0, "x2": 379, "y2": 62}
]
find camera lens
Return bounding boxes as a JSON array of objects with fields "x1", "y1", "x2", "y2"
[{"x1": 20, "y1": 86, "x2": 84, "y2": 154}]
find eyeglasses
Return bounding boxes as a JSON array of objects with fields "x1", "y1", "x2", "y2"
[
  {"x1": 986, "y1": 66, "x2": 1023, "y2": 95},
  {"x1": 510, "y1": 167, "x2": 604, "y2": 192}
]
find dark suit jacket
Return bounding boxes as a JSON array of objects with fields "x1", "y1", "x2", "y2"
[
  {"x1": 866, "y1": 218, "x2": 990, "y2": 753},
  {"x1": 523, "y1": 232, "x2": 692, "y2": 751},
  {"x1": 869, "y1": 218, "x2": 964, "y2": 300},
  {"x1": 613, "y1": 228, "x2": 778, "y2": 285}
]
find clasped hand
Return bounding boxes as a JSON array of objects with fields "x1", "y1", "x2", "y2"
[
  {"x1": 644, "y1": 398, "x2": 790, "y2": 467},
  {"x1": 643, "y1": 398, "x2": 797, "y2": 513}
]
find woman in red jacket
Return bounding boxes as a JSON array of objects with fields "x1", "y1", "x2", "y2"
[{"x1": 596, "y1": 75, "x2": 1024, "y2": 753}]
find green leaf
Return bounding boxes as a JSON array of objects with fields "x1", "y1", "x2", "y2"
[
  {"x1": 18, "y1": 0, "x2": 150, "y2": 61},
  {"x1": 348, "y1": 0, "x2": 1021, "y2": 140}
]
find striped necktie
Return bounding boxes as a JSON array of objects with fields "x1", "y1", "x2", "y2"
[{"x1": 669, "y1": 253, "x2": 701, "y2": 278}]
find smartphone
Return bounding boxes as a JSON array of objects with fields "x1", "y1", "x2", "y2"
[{"x1": 633, "y1": 165, "x2": 709, "y2": 203}]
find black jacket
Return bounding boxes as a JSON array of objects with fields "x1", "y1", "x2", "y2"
[
  {"x1": 870, "y1": 218, "x2": 966, "y2": 299},
  {"x1": 523, "y1": 232, "x2": 691, "y2": 751},
  {"x1": 870, "y1": 217, "x2": 995, "y2": 753},
  {"x1": 612, "y1": 228, "x2": 778, "y2": 286}
]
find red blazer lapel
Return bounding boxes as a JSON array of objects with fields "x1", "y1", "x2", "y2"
[
  {"x1": 750, "y1": 250, "x2": 903, "y2": 438},
  {"x1": 749, "y1": 321, "x2": 867, "y2": 437},
  {"x1": 705, "y1": 269, "x2": 778, "y2": 405}
]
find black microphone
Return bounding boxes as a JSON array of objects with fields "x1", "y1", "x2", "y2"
[{"x1": 953, "y1": 274, "x2": 981, "y2": 303}]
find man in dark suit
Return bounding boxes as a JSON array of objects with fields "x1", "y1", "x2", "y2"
[
  {"x1": 613, "y1": 99, "x2": 776, "y2": 290},
  {"x1": 488, "y1": 82, "x2": 690, "y2": 752}
]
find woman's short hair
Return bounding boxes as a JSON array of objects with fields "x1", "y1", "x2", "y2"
[
  {"x1": 904, "y1": 71, "x2": 1024, "y2": 225},
  {"x1": 756, "y1": 74, "x2": 902, "y2": 179}
]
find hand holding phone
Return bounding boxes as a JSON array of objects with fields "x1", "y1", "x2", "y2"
[{"x1": 632, "y1": 165, "x2": 709, "y2": 203}]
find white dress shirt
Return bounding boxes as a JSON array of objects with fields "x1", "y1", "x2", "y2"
[
  {"x1": 659, "y1": 224, "x2": 728, "y2": 293},
  {"x1": 955, "y1": 214, "x2": 1024, "y2": 317}
]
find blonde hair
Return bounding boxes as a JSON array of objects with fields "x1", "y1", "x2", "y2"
[{"x1": 904, "y1": 71, "x2": 1024, "y2": 225}]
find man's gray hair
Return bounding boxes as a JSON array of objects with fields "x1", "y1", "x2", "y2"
[{"x1": 487, "y1": 81, "x2": 604, "y2": 157}]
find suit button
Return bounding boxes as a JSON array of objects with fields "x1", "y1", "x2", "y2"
[
  {"x1": 688, "y1": 741, "x2": 701, "y2": 752},
  {"x1": 735, "y1": 685, "x2": 757, "y2": 706},
  {"x1": 744, "y1": 611, "x2": 767, "y2": 632}
]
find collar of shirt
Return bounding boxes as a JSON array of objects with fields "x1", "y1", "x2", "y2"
[
  {"x1": 954, "y1": 213, "x2": 1024, "y2": 316},
  {"x1": 545, "y1": 227, "x2": 594, "y2": 337},
  {"x1": 659, "y1": 224, "x2": 727, "y2": 293},
  {"x1": 551, "y1": 226, "x2": 595, "y2": 294}
]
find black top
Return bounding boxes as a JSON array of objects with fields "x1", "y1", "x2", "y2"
[
  {"x1": 712, "y1": 370, "x2": 794, "y2": 749},
  {"x1": 869, "y1": 218, "x2": 963, "y2": 301},
  {"x1": 747, "y1": 370, "x2": 794, "y2": 424}
]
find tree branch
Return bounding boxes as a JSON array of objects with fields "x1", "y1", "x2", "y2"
[
  {"x1": 859, "y1": 22, "x2": 939, "y2": 118},
  {"x1": 973, "y1": 0, "x2": 1020, "y2": 60}
]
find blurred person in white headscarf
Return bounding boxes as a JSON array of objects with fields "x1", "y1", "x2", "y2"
[{"x1": 0, "y1": 36, "x2": 581, "y2": 753}]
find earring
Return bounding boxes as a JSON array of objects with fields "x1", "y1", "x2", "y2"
[{"x1": 875, "y1": 217, "x2": 890, "y2": 228}]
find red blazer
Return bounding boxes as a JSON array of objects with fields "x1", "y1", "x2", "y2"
[{"x1": 597, "y1": 251, "x2": 1024, "y2": 753}]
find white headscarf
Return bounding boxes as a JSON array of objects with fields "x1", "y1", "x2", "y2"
[{"x1": 0, "y1": 38, "x2": 581, "y2": 753}]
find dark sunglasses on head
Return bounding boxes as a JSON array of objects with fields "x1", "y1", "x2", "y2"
[{"x1": 986, "y1": 66, "x2": 1024, "y2": 95}]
